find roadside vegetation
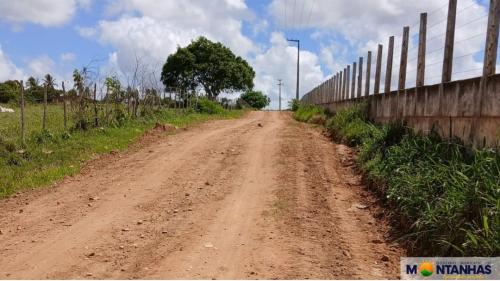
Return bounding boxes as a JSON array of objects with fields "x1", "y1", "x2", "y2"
[
  {"x1": 292, "y1": 101, "x2": 326, "y2": 125},
  {"x1": 0, "y1": 36, "x2": 265, "y2": 198},
  {"x1": 238, "y1": 90, "x2": 270, "y2": 110},
  {"x1": 293, "y1": 102, "x2": 499, "y2": 257}
]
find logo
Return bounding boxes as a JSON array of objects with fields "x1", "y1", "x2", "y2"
[
  {"x1": 418, "y1": 262, "x2": 434, "y2": 277},
  {"x1": 401, "y1": 257, "x2": 499, "y2": 280}
]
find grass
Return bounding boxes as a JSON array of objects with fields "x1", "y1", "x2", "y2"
[
  {"x1": 295, "y1": 101, "x2": 499, "y2": 257},
  {"x1": 0, "y1": 103, "x2": 244, "y2": 197},
  {"x1": 293, "y1": 103, "x2": 326, "y2": 125}
]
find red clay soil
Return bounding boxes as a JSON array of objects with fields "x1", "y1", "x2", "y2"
[{"x1": 0, "y1": 111, "x2": 403, "y2": 279}]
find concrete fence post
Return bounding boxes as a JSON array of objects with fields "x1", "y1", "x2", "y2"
[
  {"x1": 374, "y1": 44, "x2": 383, "y2": 94},
  {"x1": 399, "y1": 26, "x2": 410, "y2": 91},
  {"x1": 365, "y1": 51, "x2": 372, "y2": 96},
  {"x1": 346, "y1": 65, "x2": 351, "y2": 100},
  {"x1": 351, "y1": 62, "x2": 357, "y2": 99},
  {"x1": 442, "y1": 0, "x2": 457, "y2": 83},
  {"x1": 417, "y1": 13, "x2": 427, "y2": 87},
  {"x1": 385, "y1": 36, "x2": 395, "y2": 93},
  {"x1": 357, "y1": 57, "x2": 363, "y2": 98}
]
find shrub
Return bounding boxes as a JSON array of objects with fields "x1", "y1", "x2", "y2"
[
  {"x1": 239, "y1": 90, "x2": 270, "y2": 110},
  {"x1": 0, "y1": 82, "x2": 17, "y2": 103},
  {"x1": 194, "y1": 98, "x2": 224, "y2": 114},
  {"x1": 293, "y1": 103, "x2": 326, "y2": 123},
  {"x1": 289, "y1": 99, "x2": 300, "y2": 111}
]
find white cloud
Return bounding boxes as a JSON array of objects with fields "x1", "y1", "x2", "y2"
[
  {"x1": 251, "y1": 32, "x2": 325, "y2": 109},
  {"x1": 0, "y1": 45, "x2": 23, "y2": 81},
  {"x1": 83, "y1": 0, "x2": 257, "y2": 79},
  {"x1": 270, "y1": 0, "x2": 489, "y2": 90},
  {"x1": 60, "y1": 52, "x2": 76, "y2": 62},
  {"x1": 77, "y1": 26, "x2": 97, "y2": 38},
  {"x1": 0, "y1": 0, "x2": 83, "y2": 27},
  {"x1": 28, "y1": 55, "x2": 55, "y2": 77}
]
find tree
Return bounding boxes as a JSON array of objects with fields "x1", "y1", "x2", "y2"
[
  {"x1": 42, "y1": 74, "x2": 56, "y2": 130},
  {"x1": 25, "y1": 76, "x2": 43, "y2": 102},
  {"x1": 161, "y1": 36, "x2": 255, "y2": 100},
  {"x1": 239, "y1": 90, "x2": 270, "y2": 110},
  {"x1": 0, "y1": 82, "x2": 17, "y2": 103}
]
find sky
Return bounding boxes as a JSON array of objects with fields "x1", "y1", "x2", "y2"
[{"x1": 0, "y1": 0, "x2": 491, "y2": 109}]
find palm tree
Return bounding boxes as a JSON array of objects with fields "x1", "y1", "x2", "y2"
[
  {"x1": 42, "y1": 74, "x2": 55, "y2": 131},
  {"x1": 26, "y1": 77, "x2": 39, "y2": 89}
]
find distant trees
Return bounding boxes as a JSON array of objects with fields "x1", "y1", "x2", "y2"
[
  {"x1": 239, "y1": 90, "x2": 270, "y2": 110},
  {"x1": 0, "y1": 81, "x2": 18, "y2": 103},
  {"x1": 0, "y1": 75, "x2": 64, "y2": 104},
  {"x1": 161, "y1": 36, "x2": 255, "y2": 101}
]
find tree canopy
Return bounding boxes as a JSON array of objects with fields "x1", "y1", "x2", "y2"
[
  {"x1": 239, "y1": 90, "x2": 270, "y2": 110},
  {"x1": 161, "y1": 37, "x2": 255, "y2": 100}
]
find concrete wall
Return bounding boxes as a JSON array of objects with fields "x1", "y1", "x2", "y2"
[{"x1": 306, "y1": 74, "x2": 500, "y2": 148}]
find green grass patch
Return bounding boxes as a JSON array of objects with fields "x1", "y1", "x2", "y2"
[
  {"x1": 293, "y1": 102, "x2": 326, "y2": 125},
  {"x1": 307, "y1": 102, "x2": 499, "y2": 257},
  {"x1": 0, "y1": 104, "x2": 243, "y2": 197}
]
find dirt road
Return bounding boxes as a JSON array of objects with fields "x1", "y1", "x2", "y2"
[{"x1": 0, "y1": 111, "x2": 403, "y2": 279}]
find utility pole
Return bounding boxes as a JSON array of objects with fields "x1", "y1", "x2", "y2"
[
  {"x1": 287, "y1": 38, "x2": 300, "y2": 101},
  {"x1": 277, "y1": 79, "x2": 283, "y2": 111}
]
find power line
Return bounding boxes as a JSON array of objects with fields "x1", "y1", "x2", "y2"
[
  {"x1": 454, "y1": 32, "x2": 486, "y2": 45},
  {"x1": 284, "y1": 0, "x2": 287, "y2": 31},
  {"x1": 305, "y1": 0, "x2": 316, "y2": 28},
  {"x1": 455, "y1": 14, "x2": 488, "y2": 30},
  {"x1": 298, "y1": 0, "x2": 306, "y2": 28}
]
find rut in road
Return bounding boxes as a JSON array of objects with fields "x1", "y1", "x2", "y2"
[{"x1": 0, "y1": 111, "x2": 403, "y2": 279}]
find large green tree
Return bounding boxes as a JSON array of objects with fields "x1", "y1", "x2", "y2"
[
  {"x1": 161, "y1": 37, "x2": 255, "y2": 100},
  {"x1": 239, "y1": 90, "x2": 270, "y2": 110}
]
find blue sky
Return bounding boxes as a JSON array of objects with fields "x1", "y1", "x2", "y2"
[{"x1": 0, "y1": 0, "x2": 491, "y2": 109}]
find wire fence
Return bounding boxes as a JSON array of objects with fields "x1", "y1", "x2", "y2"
[{"x1": 303, "y1": 0, "x2": 498, "y2": 105}]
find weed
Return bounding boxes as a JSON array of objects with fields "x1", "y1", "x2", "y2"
[
  {"x1": 319, "y1": 104, "x2": 499, "y2": 256},
  {"x1": 293, "y1": 103, "x2": 326, "y2": 123}
]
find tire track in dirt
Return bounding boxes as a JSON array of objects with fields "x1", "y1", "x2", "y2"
[
  {"x1": 0, "y1": 112, "x2": 268, "y2": 279},
  {"x1": 271, "y1": 114, "x2": 403, "y2": 279},
  {"x1": 0, "y1": 111, "x2": 403, "y2": 279}
]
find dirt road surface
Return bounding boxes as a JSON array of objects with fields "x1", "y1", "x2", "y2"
[{"x1": 0, "y1": 111, "x2": 403, "y2": 279}]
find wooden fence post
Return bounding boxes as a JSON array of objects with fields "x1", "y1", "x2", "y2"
[
  {"x1": 357, "y1": 57, "x2": 363, "y2": 98},
  {"x1": 417, "y1": 13, "x2": 427, "y2": 87},
  {"x1": 43, "y1": 83, "x2": 47, "y2": 131},
  {"x1": 442, "y1": 0, "x2": 457, "y2": 83},
  {"x1": 19, "y1": 80, "x2": 25, "y2": 145},
  {"x1": 62, "y1": 81, "x2": 67, "y2": 130},
  {"x1": 374, "y1": 44, "x2": 383, "y2": 94},
  {"x1": 93, "y1": 83, "x2": 98, "y2": 127},
  {"x1": 385, "y1": 36, "x2": 394, "y2": 93},
  {"x1": 346, "y1": 65, "x2": 351, "y2": 99},
  {"x1": 399, "y1": 26, "x2": 410, "y2": 90},
  {"x1": 351, "y1": 62, "x2": 357, "y2": 98},
  {"x1": 365, "y1": 51, "x2": 372, "y2": 96}
]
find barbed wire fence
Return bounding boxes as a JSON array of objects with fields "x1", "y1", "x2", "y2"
[{"x1": 303, "y1": 0, "x2": 499, "y2": 107}]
